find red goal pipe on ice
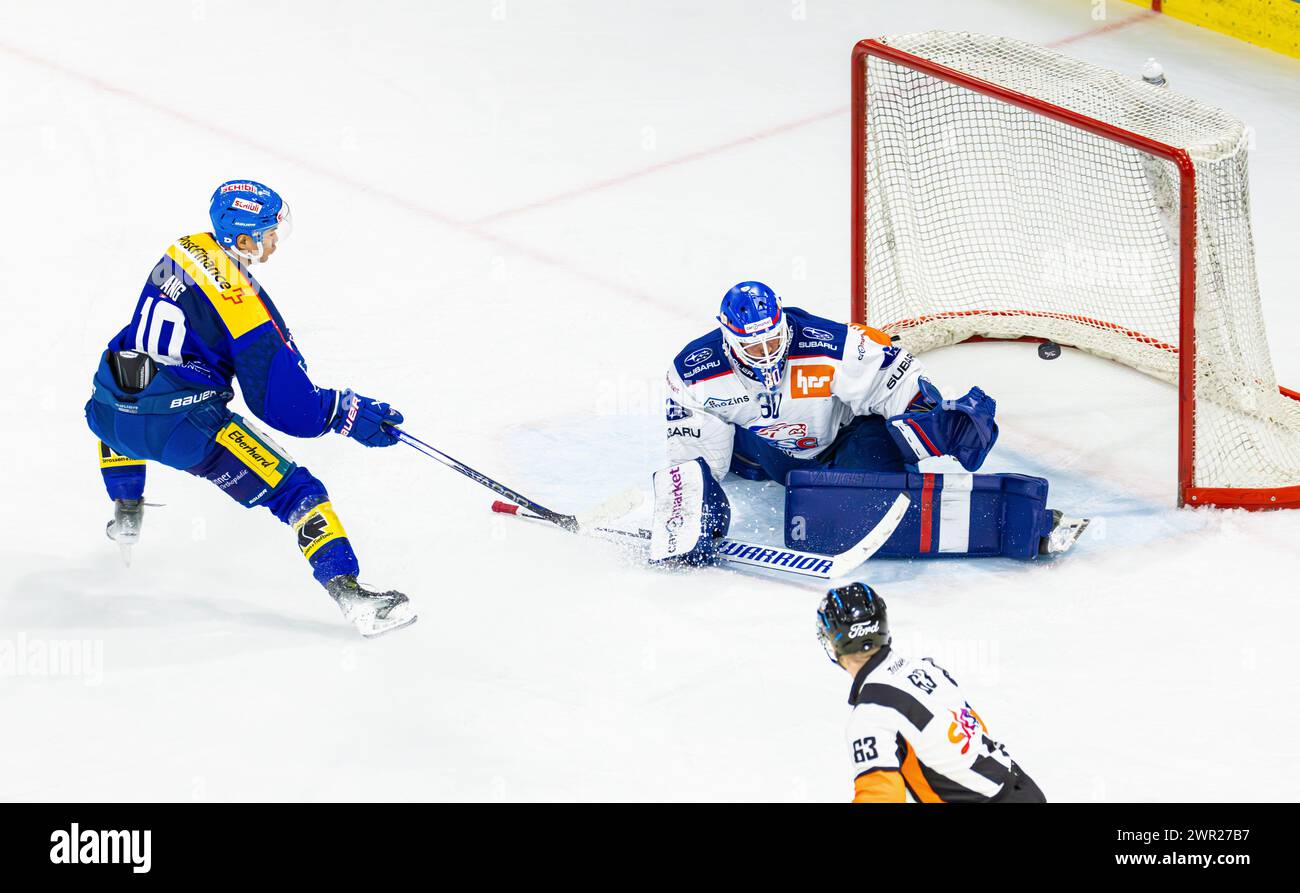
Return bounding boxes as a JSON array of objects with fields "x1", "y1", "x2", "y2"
[{"x1": 850, "y1": 38, "x2": 1300, "y2": 510}]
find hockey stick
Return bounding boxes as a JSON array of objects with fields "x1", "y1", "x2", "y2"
[
  {"x1": 394, "y1": 428, "x2": 642, "y2": 531},
  {"x1": 492, "y1": 492, "x2": 910, "y2": 581}
]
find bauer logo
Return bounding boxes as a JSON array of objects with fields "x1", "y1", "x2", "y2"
[
  {"x1": 684, "y1": 347, "x2": 713, "y2": 366},
  {"x1": 168, "y1": 390, "x2": 217, "y2": 409},
  {"x1": 792, "y1": 364, "x2": 834, "y2": 398},
  {"x1": 231, "y1": 198, "x2": 263, "y2": 214}
]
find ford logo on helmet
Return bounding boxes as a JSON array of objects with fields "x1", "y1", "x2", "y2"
[{"x1": 684, "y1": 348, "x2": 714, "y2": 365}]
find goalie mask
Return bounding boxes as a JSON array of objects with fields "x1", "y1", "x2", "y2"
[
  {"x1": 717, "y1": 281, "x2": 791, "y2": 393},
  {"x1": 816, "y1": 582, "x2": 891, "y2": 664}
]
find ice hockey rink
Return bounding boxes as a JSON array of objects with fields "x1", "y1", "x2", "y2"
[{"x1": 1, "y1": 0, "x2": 1298, "y2": 801}]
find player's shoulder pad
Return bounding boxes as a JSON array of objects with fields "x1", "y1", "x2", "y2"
[
  {"x1": 671, "y1": 329, "x2": 732, "y2": 385},
  {"x1": 164, "y1": 232, "x2": 271, "y2": 340},
  {"x1": 786, "y1": 306, "x2": 847, "y2": 361}
]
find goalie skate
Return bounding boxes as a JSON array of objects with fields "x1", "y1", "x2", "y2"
[{"x1": 1039, "y1": 511, "x2": 1089, "y2": 556}]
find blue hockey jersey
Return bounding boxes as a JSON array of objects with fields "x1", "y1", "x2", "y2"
[{"x1": 104, "y1": 232, "x2": 337, "y2": 437}]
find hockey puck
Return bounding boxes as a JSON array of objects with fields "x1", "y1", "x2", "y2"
[{"x1": 1037, "y1": 341, "x2": 1062, "y2": 361}]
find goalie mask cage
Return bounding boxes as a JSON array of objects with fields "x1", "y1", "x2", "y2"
[{"x1": 851, "y1": 32, "x2": 1300, "y2": 509}]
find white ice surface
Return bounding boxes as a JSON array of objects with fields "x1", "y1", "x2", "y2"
[{"x1": 1, "y1": 0, "x2": 1298, "y2": 801}]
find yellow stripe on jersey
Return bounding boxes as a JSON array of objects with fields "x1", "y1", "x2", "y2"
[
  {"x1": 215, "y1": 420, "x2": 288, "y2": 487},
  {"x1": 166, "y1": 232, "x2": 270, "y2": 339},
  {"x1": 293, "y1": 502, "x2": 348, "y2": 561},
  {"x1": 98, "y1": 441, "x2": 145, "y2": 468}
]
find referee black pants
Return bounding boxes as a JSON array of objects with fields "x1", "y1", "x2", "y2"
[{"x1": 993, "y1": 763, "x2": 1047, "y2": 803}]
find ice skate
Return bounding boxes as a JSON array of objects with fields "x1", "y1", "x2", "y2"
[
  {"x1": 1039, "y1": 510, "x2": 1089, "y2": 556},
  {"x1": 326, "y1": 574, "x2": 418, "y2": 637},
  {"x1": 105, "y1": 498, "x2": 144, "y2": 566}
]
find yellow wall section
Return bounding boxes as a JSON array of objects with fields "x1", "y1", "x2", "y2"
[{"x1": 1122, "y1": 0, "x2": 1300, "y2": 59}]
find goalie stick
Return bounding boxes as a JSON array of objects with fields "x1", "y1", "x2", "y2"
[
  {"x1": 491, "y1": 492, "x2": 910, "y2": 581},
  {"x1": 393, "y1": 428, "x2": 642, "y2": 531}
]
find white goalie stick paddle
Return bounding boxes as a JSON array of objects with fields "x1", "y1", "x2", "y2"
[{"x1": 492, "y1": 492, "x2": 911, "y2": 582}]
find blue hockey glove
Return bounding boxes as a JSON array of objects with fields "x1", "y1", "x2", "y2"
[
  {"x1": 886, "y1": 380, "x2": 999, "y2": 471},
  {"x1": 330, "y1": 389, "x2": 403, "y2": 447}
]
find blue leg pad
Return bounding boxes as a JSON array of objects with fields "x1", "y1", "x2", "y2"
[{"x1": 784, "y1": 469, "x2": 1054, "y2": 560}]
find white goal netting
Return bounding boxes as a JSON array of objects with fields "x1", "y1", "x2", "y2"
[{"x1": 858, "y1": 31, "x2": 1300, "y2": 502}]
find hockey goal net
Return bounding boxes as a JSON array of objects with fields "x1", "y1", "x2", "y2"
[{"x1": 852, "y1": 32, "x2": 1300, "y2": 509}]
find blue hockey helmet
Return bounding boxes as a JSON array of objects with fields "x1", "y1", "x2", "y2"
[
  {"x1": 717, "y1": 281, "x2": 790, "y2": 392},
  {"x1": 209, "y1": 180, "x2": 292, "y2": 262}
]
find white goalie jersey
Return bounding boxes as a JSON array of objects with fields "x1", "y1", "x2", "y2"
[{"x1": 664, "y1": 307, "x2": 929, "y2": 481}]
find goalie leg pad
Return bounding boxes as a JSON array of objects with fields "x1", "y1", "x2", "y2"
[
  {"x1": 650, "y1": 458, "x2": 732, "y2": 565},
  {"x1": 784, "y1": 469, "x2": 1052, "y2": 560}
]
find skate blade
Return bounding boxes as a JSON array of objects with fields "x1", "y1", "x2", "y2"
[
  {"x1": 357, "y1": 610, "x2": 419, "y2": 639},
  {"x1": 1047, "y1": 518, "x2": 1090, "y2": 555}
]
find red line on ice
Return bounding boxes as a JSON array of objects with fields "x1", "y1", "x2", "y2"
[{"x1": 0, "y1": 39, "x2": 682, "y2": 317}]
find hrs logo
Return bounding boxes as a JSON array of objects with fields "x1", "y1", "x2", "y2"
[{"x1": 792, "y1": 365, "x2": 834, "y2": 398}]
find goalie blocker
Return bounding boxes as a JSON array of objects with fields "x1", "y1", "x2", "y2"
[
  {"x1": 786, "y1": 469, "x2": 1083, "y2": 560},
  {"x1": 649, "y1": 458, "x2": 732, "y2": 566}
]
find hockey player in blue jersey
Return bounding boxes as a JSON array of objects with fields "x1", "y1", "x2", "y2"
[
  {"x1": 649, "y1": 281, "x2": 1088, "y2": 567},
  {"x1": 85, "y1": 180, "x2": 416, "y2": 637}
]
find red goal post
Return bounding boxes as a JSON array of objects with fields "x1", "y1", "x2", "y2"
[{"x1": 850, "y1": 34, "x2": 1300, "y2": 509}]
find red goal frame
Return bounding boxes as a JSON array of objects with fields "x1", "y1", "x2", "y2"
[{"x1": 850, "y1": 38, "x2": 1300, "y2": 510}]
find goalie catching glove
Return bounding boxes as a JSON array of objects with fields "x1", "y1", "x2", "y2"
[
  {"x1": 649, "y1": 458, "x2": 732, "y2": 566},
  {"x1": 886, "y1": 379, "x2": 999, "y2": 471}
]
